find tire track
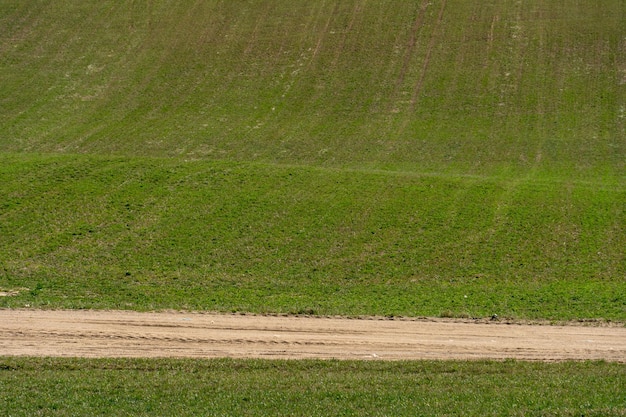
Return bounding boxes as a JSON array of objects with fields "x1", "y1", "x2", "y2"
[
  {"x1": 311, "y1": 0, "x2": 340, "y2": 61},
  {"x1": 397, "y1": 1, "x2": 430, "y2": 87},
  {"x1": 409, "y1": 0, "x2": 447, "y2": 111},
  {"x1": 386, "y1": 0, "x2": 430, "y2": 114}
]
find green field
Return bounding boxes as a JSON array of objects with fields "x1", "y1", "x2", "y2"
[
  {"x1": 1, "y1": 152, "x2": 624, "y2": 320},
  {"x1": 1, "y1": 1, "x2": 624, "y2": 177},
  {"x1": 0, "y1": 0, "x2": 624, "y2": 321},
  {"x1": 0, "y1": 1, "x2": 625, "y2": 414},
  {"x1": 1, "y1": 357, "x2": 625, "y2": 416}
]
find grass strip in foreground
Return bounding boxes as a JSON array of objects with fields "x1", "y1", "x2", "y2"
[{"x1": 0, "y1": 357, "x2": 624, "y2": 416}]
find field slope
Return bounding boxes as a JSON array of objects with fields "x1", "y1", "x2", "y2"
[{"x1": 0, "y1": 0, "x2": 624, "y2": 321}]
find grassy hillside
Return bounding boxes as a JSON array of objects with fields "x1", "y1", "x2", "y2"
[
  {"x1": 1, "y1": 153, "x2": 624, "y2": 320},
  {"x1": 1, "y1": 0, "x2": 624, "y2": 177},
  {"x1": 0, "y1": 0, "x2": 624, "y2": 320}
]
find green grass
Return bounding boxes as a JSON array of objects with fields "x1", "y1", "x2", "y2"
[
  {"x1": 0, "y1": 153, "x2": 624, "y2": 320},
  {"x1": 1, "y1": 1, "x2": 625, "y2": 414},
  {"x1": 1, "y1": 2, "x2": 624, "y2": 320},
  {"x1": 0, "y1": 357, "x2": 624, "y2": 416},
  {"x1": 0, "y1": 0, "x2": 623, "y2": 179}
]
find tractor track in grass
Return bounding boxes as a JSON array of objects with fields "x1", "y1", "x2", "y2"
[
  {"x1": 409, "y1": 0, "x2": 446, "y2": 111},
  {"x1": 1, "y1": 309, "x2": 624, "y2": 362}
]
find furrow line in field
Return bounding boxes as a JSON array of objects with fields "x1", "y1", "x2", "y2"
[
  {"x1": 409, "y1": 0, "x2": 447, "y2": 112},
  {"x1": 386, "y1": 0, "x2": 429, "y2": 114},
  {"x1": 311, "y1": 0, "x2": 340, "y2": 61}
]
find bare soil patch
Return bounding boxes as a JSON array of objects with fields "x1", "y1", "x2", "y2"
[
  {"x1": 0, "y1": 288, "x2": 27, "y2": 297},
  {"x1": 1, "y1": 310, "x2": 624, "y2": 362}
]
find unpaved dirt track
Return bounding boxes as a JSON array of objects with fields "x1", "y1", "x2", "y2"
[{"x1": 1, "y1": 310, "x2": 625, "y2": 362}]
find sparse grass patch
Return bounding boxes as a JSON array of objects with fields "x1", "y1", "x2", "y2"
[{"x1": 0, "y1": 1, "x2": 623, "y2": 179}]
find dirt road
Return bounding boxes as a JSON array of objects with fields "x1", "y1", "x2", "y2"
[{"x1": 1, "y1": 310, "x2": 624, "y2": 361}]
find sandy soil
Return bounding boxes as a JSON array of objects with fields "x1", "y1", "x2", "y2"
[{"x1": 1, "y1": 309, "x2": 624, "y2": 362}]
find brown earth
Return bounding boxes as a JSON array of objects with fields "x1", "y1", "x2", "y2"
[{"x1": 1, "y1": 309, "x2": 624, "y2": 362}]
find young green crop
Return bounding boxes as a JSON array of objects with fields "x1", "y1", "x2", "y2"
[
  {"x1": 1, "y1": 357, "x2": 624, "y2": 416},
  {"x1": 0, "y1": 3, "x2": 624, "y2": 414},
  {"x1": 0, "y1": 1, "x2": 623, "y2": 179},
  {"x1": 0, "y1": 1, "x2": 624, "y2": 320},
  {"x1": 1, "y1": 154, "x2": 623, "y2": 320}
]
